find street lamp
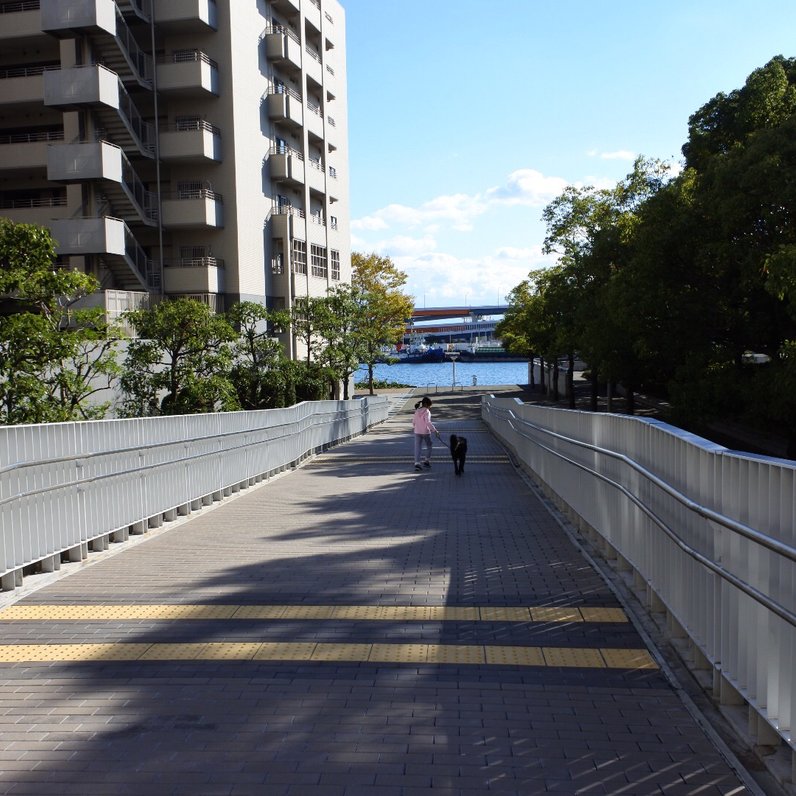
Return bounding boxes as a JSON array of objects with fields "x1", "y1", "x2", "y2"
[{"x1": 445, "y1": 350, "x2": 460, "y2": 388}]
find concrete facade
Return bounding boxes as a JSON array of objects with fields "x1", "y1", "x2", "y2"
[{"x1": 0, "y1": 0, "x2": 349, "y2": 358}]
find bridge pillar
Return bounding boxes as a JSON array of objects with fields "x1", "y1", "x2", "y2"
[{"x1": 41, "y1": 554, "x2": 60, "y2": 573}]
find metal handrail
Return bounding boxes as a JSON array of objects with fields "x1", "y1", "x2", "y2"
[
  {"x1": 167, "y1": 257, "x2": 225, "y2": 269},
  {"x1": 270, "y1": 144, "x2": 303, "y2": 159},
  {"x1": 486, "y1": 403, "x2": 796, "y2": 626},
  {"x1": 272, "y1": 204, "x2": 305, "y2": 218},
  {"x1": 269, "y1": 83, "x2": 302, "y2": 102},
  {"x1": 173, "y1": 186, "x2": 222, "y2": 201},
  {"x1": 0, "y1": 63, "x2": 59, "y2": 79},
  {"x1": 0, "y1": 195, "x2": 66, "y2": 209},
  {"x1": 167, "y1": 49, "x2": 218, "y2": 69},
  {"x1": 174, "y1": 118, "x2": 220, "y2": 135},
  {"x1": 113, "y1": 4, "x2": 152, "y2": 83},
  {"x1": 0, "y1": 129, "x2": 63, "y2": 144},
  {"x1": 0, "y1": 0, "x2": 40, "y2": 12},
  {"x1": 305, "y1": 46, "x2": 321, "y2": 63},
  {"x1": 263, "y1": 23, "x2": 300, "y2": 45}
]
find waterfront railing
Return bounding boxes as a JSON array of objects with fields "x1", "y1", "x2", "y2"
[
  {"x1": 482, "y1": 394, "x2": 795, "y2": 756},
  {"x1": 0, "y1": 397, "x2": 388, "y2": 592}
]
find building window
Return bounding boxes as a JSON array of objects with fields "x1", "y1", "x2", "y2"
[
  {"x1": 310, "y1": 244, "x2": 328, "y2": 279},
  {"x1": 272, "y1": 240, "x2": 284, "y2": 274},
  {"x1": 292, "y1": 240, "x2": 307, "y2": 274},
  {"x1": 330, "y1": 250, "x2": 340, "y2": 281}
]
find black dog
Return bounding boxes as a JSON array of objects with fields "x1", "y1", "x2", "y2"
[{"x1": 450, "y1": 434, "x2": 468, "y2": 476}]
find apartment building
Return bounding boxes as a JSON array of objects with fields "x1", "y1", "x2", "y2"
[{"x1": 0, "y1": 0, "x2": 349, "y2": 358}]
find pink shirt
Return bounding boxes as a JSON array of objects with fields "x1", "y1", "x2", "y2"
[{"x1": 412, "y1": 407, "x2": 437, "y2": 435}]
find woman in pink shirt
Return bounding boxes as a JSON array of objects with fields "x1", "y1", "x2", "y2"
[{"x1": 412, "y1": 396, "x2": 439, "y2": 471}]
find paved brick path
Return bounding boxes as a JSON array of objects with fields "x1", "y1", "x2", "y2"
[{"x1": 0, "y1": 391, "x2": 753, "y2": 795}]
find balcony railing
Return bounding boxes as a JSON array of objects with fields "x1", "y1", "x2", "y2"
[
  {"x1": 0, "y1": 129, "x2": 63, "y2": 144},
  {"x1": 270, "y1": 144, "x2": 303, "y2": 159},
  {"x1": 272, "y1": 203, "x2": 305, "y2": 218},
  {"x1": 168, "y1": 256, "x2": 225, "y2": 269},
  {"x1": 327, "y1": 116, "x2": 336, "y2": 127},
  {"x1": 270, "y1": 83, "x2": 302, "y2": 102},
  {"x1": 168, "y1": 49, "x2": 218, "y2": 69},
  {"x1": 0, "y1": 0, "x2": 40, "y2": 11},
  {"x1": 306, "y1": 99, "x2": 322, "y2": 116},
  {"x1": 326, "y1": 64, "x2": 335, "y2": 76},
  {"x1": 172, "y1": 185, "x2": 223, "y2": 201},
  {"x1": 0, "y1": 63, "x2": 59, "y2": 79},
  {"x1": 0, "y1": 195, "x2": 66, "y2": 209},
  {"x1": 264, "y1": 22, "x2": 300, "y2": 45},
  {"x1": 308, "y1": 157, "x2": 324, "y2": 171},
  {"x1": 305, "y1": 46, "x2": 321, "y2": 63},
  {"x1": 173, "y1": 118, "x2": 221, "y2": 135}
]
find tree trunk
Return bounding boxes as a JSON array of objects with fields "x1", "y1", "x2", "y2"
[
  {"x1": 626, "y1": 382, "x2": 635, "y2": 415},
  {"x1": 539, "y1": 356, "x2": 546, "y2": 394},
  {"x1": 567, "y1": 352, "x2": 575, "y2": 409},
  {"x1": 607, "y1": 381, "x2": 614, "y2": 413},
  {"x1": 590, "y1": 370, "x2": 599, "y2": 411},
  {"x1": 529, "y1": 356, "x2": 535, "y2": 389},
  {"x1": 552, "y1": 359, "x2": 559, "y2": 402},
  {"x1": 368, "y1": 363, "x2": 375, "y2": 395}
]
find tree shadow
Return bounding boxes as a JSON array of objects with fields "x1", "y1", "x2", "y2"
[{"x1": 0, "y1": 397, "x2": 744, "y2": 795}]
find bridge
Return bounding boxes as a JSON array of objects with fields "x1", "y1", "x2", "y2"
[
  {"x1": 411, "y1": 304, "x2": 508, "y2": 322},
  {"x1": 0, "y1": 390, "x2": 792, "y2": 793},
  {"x1": 406, "y1": 306, "x2": 508, "y2": 341}
]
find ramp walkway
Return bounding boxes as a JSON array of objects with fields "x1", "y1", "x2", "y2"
[{"x1": 0, "y1": 390, "x2": 760, "y2": 795}]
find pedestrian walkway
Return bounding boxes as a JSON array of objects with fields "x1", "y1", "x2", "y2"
[{"x1": 0, "y1": 390, "x2": 757, "y2": 795}]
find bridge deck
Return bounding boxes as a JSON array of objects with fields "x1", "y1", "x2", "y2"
[{"x1": 0, "y1": 390, "x2": 754, "y2": 795}]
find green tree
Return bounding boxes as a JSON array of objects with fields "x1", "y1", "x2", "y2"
[
  {"x1": 119, "y1": 298, "x2": 238, "y2": 416},
  {"x1": 291, "y1": 295, "x2": 326, "y2": 364},
  {"x1": 316, "y1": 284, "x2": 365, "y2": 400},
  {"x1": 0, "y1": 219, "x2": 120, "y2": 424},
  {"x1": 227, "y1": 301, "x2": 291, "y2": 409},
  {"x1": 351, "y1": 252, "x2": 414, "y2": 395}
]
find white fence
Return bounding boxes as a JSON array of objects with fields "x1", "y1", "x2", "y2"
[
  {"x1": 482, "y1": 395, "x2": 795, "y2": 758},
  {"x1": 0, "y1": 397, "x2": 388, "y2": 591}
]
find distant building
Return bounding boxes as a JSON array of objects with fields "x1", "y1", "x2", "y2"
[{"x1": 0, "y1": 0, "x2": 349, "y2": 358}]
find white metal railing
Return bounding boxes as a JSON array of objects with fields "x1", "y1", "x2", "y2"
[
  {"x1": 0, "y1": 398, "x2": 389, "y2": 591},
  {"x1": 481, "y1": 395, "x2": 795, "y2": 751}
]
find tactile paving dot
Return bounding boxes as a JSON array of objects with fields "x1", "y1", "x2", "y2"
[
  {"x1": 581, "y1": 607, "x2": 628, "y2": 623},
  {"x1": 253, "y1": 642, "x2": 317, "y2": 661},
  {"x1": 201, "y1": 643, "x2": 261, "y2": 660},
  {"x1": 530, "y1": 607, "x2": 583, "y2": 623},
  {"x1": 600, "y1": 648, "x2": 658, "y2": 669},
  {"x1": 479, "y1": 607, "x2": 532, "y2": 622},
  {"x1": 231, "y1": 606, "x2": 287, "y2": 620},
  {"x1": 81, "y1": 643, "x2": 149, "y2": 661},
  {"x1": 139, "y1": 643, "x2": 208, "y2": 660},
  {"x1": 484, "y1": 645, "x2": 545, "y2": 667},
  {"x1": 425, "y1": 644, "x2": 486, "y2": 664},
  {"x1": 310, "y1": 643, "x2": 372, "y2": 661},
  {"x1": 279, "y1": 606, "x2": 336, "y2": 619},
  {"x1": 542, "y1": 647, "x2": 606, "y2": 668},
  {"x1": 369, "y1": 643, "x2": 428, "y2": 663}
]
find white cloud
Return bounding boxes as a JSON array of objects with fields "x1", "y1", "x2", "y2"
[
  {"x1": 588, "y1": 149, "x2": 637, "y2": 161},
  {"x1": 486, "y1": 169, "x2": 569, "y2": 208}
]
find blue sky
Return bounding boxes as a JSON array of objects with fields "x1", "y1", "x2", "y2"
[{"x1": 342, "y1": 0, "x2": 796, "y2": 308}]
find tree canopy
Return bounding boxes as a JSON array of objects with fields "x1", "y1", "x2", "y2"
[{"x1": 501, "y1": 57, "x2": 796, "y2": 449}]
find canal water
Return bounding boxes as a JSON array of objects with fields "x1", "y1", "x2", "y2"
[{"x1": 356, "y1": 360, "x2": 530, "y2": 388}]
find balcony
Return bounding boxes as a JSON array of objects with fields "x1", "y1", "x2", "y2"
[
  {"x1": 304, "y1": 46, "x2": 323, "y2": 85},
  {"x1": 269, "y1": 146, "x2": 304, "y2": 186},
  {"x1": 306, "y1": 158, "x2": 325, "y2": 194},
  {"x1": 50, "y1": 216, "x2": 156, "y2": 289},
  {"x1": 44, "y1": 65, "x2": 155, "y2": 156},
  {"x1": 41, "y1": 0, "x2": 153, "y2": 87},
  {"x1": 159, "y1": 119, "x2": 221, "y2": 162},
  {"x1": 304, "y1": 0, "x2": 321, "y2": 32},
  {"x1": 0, "y1": 64, "x2": 57, "y2": 105},
  {"x1": 161, "y1": 185, "x2": 223, "y2": 228},
  {"x1": 163, "y1": 257, "x2": 225, "y2": 294},
  {"x1": 266, "y1": 87, "x2": 303, "y2": 128},
  {"x1": 270, "y1": 0, "x2": 299, "y2": 15},
  {"x1": 154, "y1": 0, "x2": 217, "y2": 30},
  {"x1": 0, "y1": 1, "x2": 46, "y2": 42},
  {"x1": 157, "y1": 50, "x2": 219, "y2": 96},
  {"x1": 264, "y1": 25, "x2": 302, "y2": 72},
  {"x1": 270, "y1": 203, "x2": 304, "y2": 241},
  {"x1": 0, "y1": 129, "x2": 63, "y2": 172},
  {"x1": 0, "y1": 194, "x2": 68, "y2": 225},
  {"x1": 47, "y1": 140, "x2": 157, "y2": 224},
  {"x1": 305, "y1": 101, "x2": 324, "y2": 138}
]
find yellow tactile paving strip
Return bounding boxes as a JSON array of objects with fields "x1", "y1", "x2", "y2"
[
  {"x1": 0, "y1": 641, "x2": 658, "y2": 669},
  {"x1": 0, "y1": 603, "x2": 630, "y2": 623}
]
